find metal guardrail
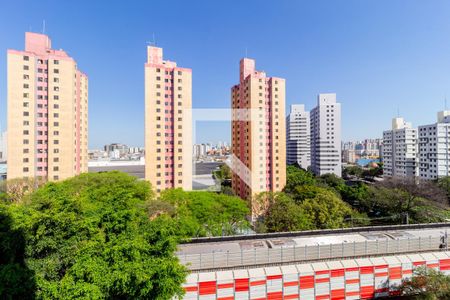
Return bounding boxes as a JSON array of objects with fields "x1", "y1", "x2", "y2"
[
  {"x1": 178, "y1": 236, "x2": 444, "y2": 271},
  {"x1": 183, "y1": 222, "x2": 450, "y2": 244}
]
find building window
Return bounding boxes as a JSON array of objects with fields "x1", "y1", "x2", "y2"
[
  {"x1": 23, "y1": 167, "x2": 29, "y2": 172},
  {"x1": 23, "y1": 56, "x2": 29, "y2": 61},
  {"x1": 23, "y1": 65, "x2": 29, "y2": 70}
]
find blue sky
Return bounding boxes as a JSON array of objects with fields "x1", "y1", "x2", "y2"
[{"x1": 1, "y1": 1, "x2": 450, "y2": 148}]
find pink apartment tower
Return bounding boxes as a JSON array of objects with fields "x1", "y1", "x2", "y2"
[
  {"x1": 231, "y1": 58, "x2": 286, "y2": 213},
  {"x1": 7, "y1": 32, "x2": 88, "y2": 181},
  {"x1": 145, "y1": 46, "x2": 192, "y2": 193}
]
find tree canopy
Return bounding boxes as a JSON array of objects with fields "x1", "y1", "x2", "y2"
[
  {"x1": 259, "y1": 193, "x2": 312, "y2": 232},
  {"x1": 399, "y1": 267, "x2": 450, "y2": 300},
  {"x1": 1, "y1": 172, "x2": 186, "y2": 299},
  {"x1": 297, "y1": 187, "x2": 359, "y2": 229},
  {"x1": 156, "y1": 189, "x2": 250, "y2": 237},
  {"x1": 284, "y1": 165, "x2": 316, "y2": 194}
]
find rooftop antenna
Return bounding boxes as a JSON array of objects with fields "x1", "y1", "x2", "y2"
[
  {"x1": 397, "y1": 106, "x2": 400, "y2": 118},
  {"x1": 245, "y1": 47, "x2": 248, "y2": 58},
  {"x1": 152, "y1": 33, "x2": 156, "y2": 46},
  {"x1": 42, "y1": 20, "x2": 46, "y2": 34},
  {"x1": 146, "y1": 33, "x2": 157, "y2": 47},
  {"x1": 445, "y1": 95, "x2": 448, "y2": 111}
]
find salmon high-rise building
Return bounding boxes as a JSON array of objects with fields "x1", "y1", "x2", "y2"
[
  {"x1": 7, "y1": 32, "x2": 88, "y2": 181},
  {"x1": 231, "y1": 58, "x2": 286, "y2": 203},
  {"x1": 145, "y1": 46, "x2": 192, "y2": 193}
]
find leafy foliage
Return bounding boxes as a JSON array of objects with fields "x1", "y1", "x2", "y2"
[
  {"x1": 0, "y1": 203, "x2": 36, "y2": 299},
  {"x1": 342, "y1": 165, "x2": 364, "y2": 179},
  {"x1": 213, "y1": 164, "x2": 232, "y2": 181},
  {"x1": 157, "y1": 189, "x2": 250, "y2": 237},
  {"x1": 399, "y1": 267, "x2": 450, "y2": 300},
  {"x1": 284, "y1": 165, "x2": 316, "y2": 194},
  {"x1": 358, "y1": 178, "x2": 450, "y2": 224},
  {"x1": 258, "y1": 185, "x2": 366, "y2": 233},
  {"x1": 0, "y1": 177, "x2": 47, "y2": 204},
  {"x1": 259, "y1": 193, "x2": 312, "y2": 232},
  {"x1": 297, "y1": 187, "x2": 360, "y2": 229},
  {"x1": 1, "y1": 172, "x2": 186, "y2": 299}
]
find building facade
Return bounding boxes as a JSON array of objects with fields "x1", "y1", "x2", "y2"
[
  {"x1": 418, "y1": 111, "x2": 450, "y2": 179},
  {"x1": 0, "y1": 131, "x2": 6, "y2": 163},
  {"x1": 286, "y1": 104, "x2": 311, "y2": 169},
  {"x1": 231, "y1": 58, "x2": 286, "y2": 201},
  {"x1": 144, "y1": 46, "x2": 192, "y2": 193},
  {"x1": 363, "y1": 138, "x2": 382, "y2": 157},
  {"x1": 310, "y1": 94, "x2": 342, "y2": 177},
  {"x1": 382, "y1": 117, "x2": 417, "y2": 177},
  {"x1": 342, "y1": 149, "x2": 356, "y2": 164},
  {"x1": 7, "y1": 32, "x2": 88, "y2": 181}
]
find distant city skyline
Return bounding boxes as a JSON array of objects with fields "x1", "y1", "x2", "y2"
[{"x1": 2, "y1": 1, "x2": 450, "y2": 148}]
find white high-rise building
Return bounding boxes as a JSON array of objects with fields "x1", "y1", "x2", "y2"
[
  {"x1": 418, "y1": 111, "x2": 450, "y2": 179},
  {"x1": 286, "y1": 104, "x2": 310, "y2": 169},
  {"x1": 382, "y1": 117, "x2": 417, "y2": 177},
  {"x1": 310, "y1": 93, "x2": 342, "y2": 177}
]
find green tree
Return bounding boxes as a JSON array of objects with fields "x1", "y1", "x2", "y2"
[
  {"x1": 284, "y1": 165, "x2": 316, "y2": 194},
  {"x1": 399, "y1": 267, "x2": 450, "y2": 299},
  {"x1": 342, "y1": 166, "x2": 364, "y2": 179},
  {"x1": 158, "y1": 189, "x2": 250, "y2": 237},
  {"x1": 362, "y1": 163, "x2": 383, "y2": 179},
  {"x1": 340, "y1": 182, "x2": 371, "y2": 206},
  {"x1": 7, "y1": 172, "x2": 186, "y2": 299},
  {"x1": 318, "y1": 173, "x2": 346, "y2": 190},
  {"x1": 361, "y1": 178, "x2": 449, "y2": 224},
  {"x1": 0, "y1": 177, "x2": 46, "y2": 204},
  {"x1": 291, "y1": 185, "x2": 332, "y2": 203},
  {"x1": 213, "y1": 164, "x2": 232, "y2": 181},
  {"x1": 298, "y1": 188, "x2": 357, "y2": 229},
  {"x1": 260, "y1": 193, "x2": 312, "y2": 233},
  {"x1": 437, "y1": 176, "x2": 450, "y2": 203},
  {"x1": 0, "y1": 203, "x2": 36, "y2": 299}
]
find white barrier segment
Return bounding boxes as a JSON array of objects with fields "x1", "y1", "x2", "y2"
[
  {"x1": 281, "y1": 265, "x2": 299, "y2": 299},
  {"x1": 249, "y1": 268, "x2": 266, "y2": 300},
  {"x1": 370, "y1": 257, "x2": 389, "y2": 297},
  {"x1": 342, "y1": 258, "x2": 360, "y2": 300},
  {"x1": 216, "y1": 270, "x2": 234, "y2": 300},
  {"x1": 312, "y1": 262, "x2": 330, "y2": 299}
]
